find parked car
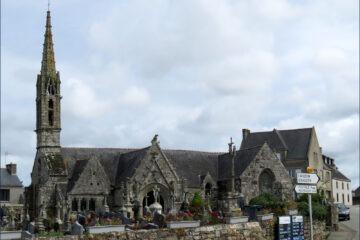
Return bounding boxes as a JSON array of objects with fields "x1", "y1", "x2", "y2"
[{"x1": 337, "y1": 203, "x2": 350, "y2": 221}]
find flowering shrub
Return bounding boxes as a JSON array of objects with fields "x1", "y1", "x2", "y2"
[
  {"x1": 207, "y1": 211, "x2": 224, "y2": 225},
  {"x1": 165, "y1": 211, "x2": 194, "y2": 221}
]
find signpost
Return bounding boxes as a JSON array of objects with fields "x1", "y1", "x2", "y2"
[
  {"x1": 294, "y1": 185, "x2": 317, "y2": 194},
  {"x1": 296, "y1": 171, "x2": 318, "y2": 240},
  {"x1": 296, "y1": 173, "x2": 319, "y2": 184}
]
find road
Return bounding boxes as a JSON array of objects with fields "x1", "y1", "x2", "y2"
[
  {"x1": 328, "y1": 205, "x2": 359, "y2": 240},
  {"x1": 341, "y1": 205, "x2": 359, "y2": 240}
]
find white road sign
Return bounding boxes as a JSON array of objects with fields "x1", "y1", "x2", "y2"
[
  {"x1": 297, "y1": 173, "x2": 319, "y2": 184},
  {"x1": 295, "y1": 184, "x2": 317, "y2": 194}
]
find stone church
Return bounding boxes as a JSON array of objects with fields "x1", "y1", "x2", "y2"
[{"x1": 25, "y1": 11, "x2": 293, "y2": 222}]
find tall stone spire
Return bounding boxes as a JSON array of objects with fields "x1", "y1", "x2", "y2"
[
  {"x1": 41, "y1": 11, "x2": 56, "y2": 76},
  {"x1": 36, "y1": 9, "x2": 61, "y2": 151}
]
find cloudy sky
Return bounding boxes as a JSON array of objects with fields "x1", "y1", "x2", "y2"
[{"x1": 1, "y1": 0, "x2": 359, "y2": 187}]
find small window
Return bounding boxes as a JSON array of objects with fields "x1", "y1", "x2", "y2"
[
  {"x1": 347, "y1": 183, "x2": 349, "y2": 190},
  {"x1": 0, "y1": 189, "x2": 10, "y2": 201},
  {"x1": 342, "y1": 194, "x2": 345, "y2": 203},
  {"x1": 71, "y1": 198, "x2": 78, "y2": 211},
  {"x1": 347, "y1": 194, "x2": 350, "y2": 203},
  {"x1": 48, "y1": 99, "x2": 54, "y2": 109},
  {"x1": 336, "y1": 193, "x2": 339, "y2": 202},
  {"x1": 48, "y1": 111, "x2": 54, "y2": 126},
  {"x1": 336, "y1": 181, "x2": 338, "y2": 189},
  {"x1": 342, "y1": 182, "x2": 344, "y2": 190}
]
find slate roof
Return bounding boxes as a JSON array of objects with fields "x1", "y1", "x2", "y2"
[
  {"x1": 0, "y1": 169, "x2": 23, "y2": 187},
  {"x1": 61, "y1": 147, "x2": 221, "y2": 188},
  {"x1": 354, "y1": 187, "x2": 360, "y2": 197},
  {"x1": 332, "y1": 169, "x2": 350, "y2": 182},
  {"x1": 218, "y1": 145, "x2": 262, "y2": 180},
  {"x1": 323, "y1": 162, "x2": 351, "y2": 182},
  {"x1": 67, "y1": 159, "x2": 89, "y2": 192},
  {"x1": 240, "y1": 128, "x2": 312, "y2": 160},
  {"x1": 115, "y1": 147, "x2": 150, "y2": 184},
  {"x1": 163, "y1": 149, "x2": 220, "y2": 188},
  {"x1": 61, "y1": 147, "x2": 135, "y2": 185}
]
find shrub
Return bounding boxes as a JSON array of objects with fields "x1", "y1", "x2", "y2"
[
  {"x1": 191, "y1": 192, "x2": 204, "y2": 208},
  {"x1": 249, "y1": 193, "x2": 284, "y2": 211},
  {"x1": 296, "y1": 193, "x2": 328, "y2": 220},
  {"x1": 190, "y1": 192, "x2": 204, "y2": 220}
]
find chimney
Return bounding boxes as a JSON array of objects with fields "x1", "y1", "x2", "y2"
[
  {"x1": 6, "y1": 163, "x2": 17, "y2": 175},
  {"x1": 242, "y1": 129, "x2": 250, "y2": 140}
]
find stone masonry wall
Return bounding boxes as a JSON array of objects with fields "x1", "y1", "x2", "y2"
[
  {"x1": 30, "y1": 219, "x2": 328, "y2": 240},
  {"x1": 35, "y1": 222, "x2": 268, "y2": 240}
]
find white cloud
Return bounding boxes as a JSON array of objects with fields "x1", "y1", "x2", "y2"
[
  {"x1": 120, "y1": 86, "x2": 151, "y2": 107},
  {"x1": 63, "y1": 78, "x2": 112, "y2": 118},
  {"x1": 1, "y1": 0, "x2": 358, "y2": 186}
]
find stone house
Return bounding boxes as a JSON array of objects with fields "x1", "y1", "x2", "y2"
[
  {"x1": 25, "y1": 10, "x2": 293, "y2": 223},
  {"x1": 0, "y1": 163, "x2": 24, "y2": 222},
  {"x1": 0, "y1": 163, "x2": 24, "y2": 205},
  {"x1": 240, "y1": 127, "x2": 332, "y2": 199}
]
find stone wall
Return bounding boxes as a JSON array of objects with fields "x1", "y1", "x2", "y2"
[
  {"x1": 34, "y1": 222, "x2": 268, "y2": 240},
  {"x1": 29, "y1": 219, "x2": 328, "y2": 240},
  {"x1": 304, "y1": 220, "x2": 327, "y2": 240}
]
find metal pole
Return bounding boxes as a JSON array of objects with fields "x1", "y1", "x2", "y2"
[{"x1": 308, "y1": 194, "x2": 313, "y2": 240}]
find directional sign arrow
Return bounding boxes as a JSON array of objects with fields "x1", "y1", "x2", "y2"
[
  {"x1": 297, "y1": 173, "x2": 319, "y2": 184},
  {"x1": 295, "y1": 185, "x2": 317, "y2": 194}
]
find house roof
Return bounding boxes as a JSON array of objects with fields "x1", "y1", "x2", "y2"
[
  {"x1": 115, "y1": 147, "x2": 150, "y2": 184},
  {"x1": 354, "y1": 186, "x2": 360, "y2": 196},
  {"x1": 163, "y1": 149, "x2": 220, "y2": 188},
  {"x1": 332, "y1": 168, "x2": 351, "y2": 182},
  {"x1": 324, "y1": 162, "x2": 351, "y2": 182},
  {"x1": 218, "y1": 145, "x2": 262, "y2": 180},
  {"x1": 61, "y1": 147, "x2": 135, "y2": 185},
  {"x1": 240, "y1": 128, "x2": 312, "y2": 160},
  {"x1": 0, "y1": 169, "x2": 23, "y2": 187},
  {"x1": 61, "y1": 147, "x2": 221, "y2": 188},
  {"x1": 67, "y1": 159, "x2": 89, "y2": 192}
]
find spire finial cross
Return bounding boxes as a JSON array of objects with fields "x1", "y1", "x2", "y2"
[{"x1": 48, "y1": 0, "x2": 50, "y2": 11}]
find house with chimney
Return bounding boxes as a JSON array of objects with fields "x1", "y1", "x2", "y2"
[
  {"x1": 240, "y1": 127, "x2": 333, "y2": 199},
  {"x1": 0, "y1": 163, "x2": 24, "y2": 205},
  {"x1": 0, "y1": 163, "x2": 24, "y2": 222},
  {"x1": 323, "y1": 155, "x2": 352, "y2": 205}
]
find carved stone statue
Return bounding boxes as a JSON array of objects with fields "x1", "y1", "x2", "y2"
[{"x1": 153, "y1": 185, "x2": 160, "y2": 203}]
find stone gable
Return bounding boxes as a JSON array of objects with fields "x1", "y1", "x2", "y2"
[{"x1": 69, "y1": 157, "x2": 110, "y2": 195}]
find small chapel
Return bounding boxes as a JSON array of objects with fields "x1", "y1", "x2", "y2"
[{"x1": 25, "y1": 10, "x2": 293, "y2": 223}]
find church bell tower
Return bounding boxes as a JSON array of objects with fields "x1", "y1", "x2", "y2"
[{"x1": 36, "y1": 10, "x2": 61, "y2": 153}]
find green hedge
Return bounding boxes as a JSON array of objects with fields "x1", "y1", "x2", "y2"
[{"x1": 297, "y1": 193, "x2": 328, "y2": 221}]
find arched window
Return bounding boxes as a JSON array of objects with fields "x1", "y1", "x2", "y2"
[
  {"x1": 89, "y1": 198, "x2": 96, "y2": 211},
  {"x1": 72, "y1": 198, "x2": 78, "y2": 211},
  {"x1": 81, "y1": 198, "x2": 87, "y2": 211},
  {"x1": 48, "y1": 111, "x2": 54, "y2": 126},
  {"x1": 259, "y1": 169, "x2": 275, "y2": 194},
  {"x1": 205, "y1": 183, "x2": 212, "y2": 196},
  {"x1": 48, "y1": 99, "x2": 54, "y2": 126},
  {"x1": 48, "y1": 99, "x2": 54, "y2": 109},
  {"x1": 47, "y1": 81, "x2": 56, "y2": 95}
]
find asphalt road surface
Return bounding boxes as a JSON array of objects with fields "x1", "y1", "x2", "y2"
[{"x1": 341, "y1": 205, "x2": 359, "y2": 240}]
